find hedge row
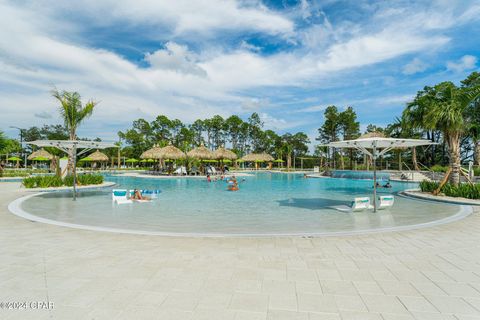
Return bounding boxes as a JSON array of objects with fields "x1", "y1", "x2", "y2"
[
  {"x1": 23, "y1": 174, "x2": 104, "y2": 188},
  {"x1": 420, "y1": 180, "x2": 480, "y2": 199}
]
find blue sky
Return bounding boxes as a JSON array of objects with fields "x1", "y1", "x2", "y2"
[{"x1": 1, "y1": 0, "x2": 479, "y2": 149}]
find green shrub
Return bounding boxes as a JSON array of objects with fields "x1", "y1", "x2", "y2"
[
  {"x1": 38, "y1": 176, "x2": 63, "y2": 188},
  {"x1": 23, "y1": 174, "x2": 103, "y2": 188},
  {"x1": 474, "y1": 168, "x2": 480, "y2": 176},
  {"x1": 22, "y1": 177, "x2": 37, "y2": 188},
  {"x1": 22, "y1": 175, "x2": 62, "y2": 188},
  {"x1": 63, "y1": 175, "x2": 74, "y2": 187},
  {"x1": 420, "y1": 179, "x2": 480, "y2": 199},
  {"x1": 77, "y1": 174, "x2": 103, "y2": 185},
  {"x1": 64, "y1": 174, "x2": 103, "y2": 186},
  {"x1": 419, "y1": 180, "x2": 439, "y2": 193},
  {"x1": 430, "y1": 165, "x2": 448, "y2": 173}
]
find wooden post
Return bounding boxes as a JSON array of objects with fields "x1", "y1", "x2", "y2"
[{"x1": 433, "y1": 167, "x2": 452, "y2": 195}]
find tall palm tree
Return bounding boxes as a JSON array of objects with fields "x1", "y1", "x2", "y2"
[
  {"x1": 52, "y1": 89, "x2": 98, "y2": 173},
  {"x1": 426, "y1": 82, "x2": 480, "y2": 185}
]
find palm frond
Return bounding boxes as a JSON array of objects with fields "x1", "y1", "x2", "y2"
[{"x1": 458, "y1": 85, "x2": 480, "y2": 108}]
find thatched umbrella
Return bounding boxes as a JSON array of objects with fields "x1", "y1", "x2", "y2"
[
  {"x1": 187, "y1": 144, "x2": 216, "y2": 174},
  {"x1": 241, "y1": 153, "x2": 274, "y2": 170},
  {"x1": 187, "y1": 144, "x2": 215, "y2": 160},
  {"x1": 27, "y1": 148, "x2": 53, "y2": 161},
  {"x1": 241, "y1": 153, "x2": 274, "y2": 162},
  {"x1": 359, "y1": 131, "x2": 386, "y2": 139},
  {"x1": 87, "y1": 150, "x2": 109, "y2": 162},
  {"x1": 140, "y1": 145, "x2": 164, "y2": 159},
  {"x1": 214, "y1": 147, "x2": 237, "y2": 160},
  {"x1": 82, "y1": 150, "x2": 108, "y2": 169},
  {"x1": 160, "y1": 144, "x2": 186, "y2": 160}
]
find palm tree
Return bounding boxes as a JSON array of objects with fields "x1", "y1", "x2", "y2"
[
  {"x1": 426, "y1": 82, "x2": 480, "y2": 185},
  {"x1": 402, "y1": 87, "x2": 438, "y2": 170},
  {"x1": 52, "y1": 89, "x2": 98, "y2": 173}
]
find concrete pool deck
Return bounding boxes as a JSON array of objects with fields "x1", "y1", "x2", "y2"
[{"x1": 0, "y1": 182, "x2": 480, "y2": 319}]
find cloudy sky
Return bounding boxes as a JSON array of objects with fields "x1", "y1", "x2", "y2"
[{"x1": 1, "y1": 0, "x2": 479, "y2": 147}]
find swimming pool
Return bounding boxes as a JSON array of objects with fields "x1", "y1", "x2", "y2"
[
  {"x1": 17, "y1": 172, "x2": 466, "y2": 236},
  {"x1": 330, "y1": 170, "x2": 390, "y2": 180}
]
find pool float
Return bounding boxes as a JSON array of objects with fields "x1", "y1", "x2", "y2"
[{"x1": 227, "y1": 181, "x2": 239, "y2": 191}]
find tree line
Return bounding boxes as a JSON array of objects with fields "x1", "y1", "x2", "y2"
[
  {"x1": 1, "y1": 112, "x2": 311, "y2": 168},
  {"x1": 118, "y1": 113, "x2": 310, "y2": 166}
]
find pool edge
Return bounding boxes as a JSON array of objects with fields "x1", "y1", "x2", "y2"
[{"x1": 7, "y1": 192, "x2": 473, "y2": 238}]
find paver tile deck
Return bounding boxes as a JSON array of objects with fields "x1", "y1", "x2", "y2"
[{"x1": 0, "y1": 182, "x2": 479, "y2": 319}]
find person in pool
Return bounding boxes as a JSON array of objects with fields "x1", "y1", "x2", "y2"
[
  {"x1": 207, "y1": 174, "x2": 211, "y2": 182},
  {"x1": 132, "y1": 189, "x2": 150, "y2": 201},
  {"x1": 227, "y1": 175, "x2": 239, "y2": 191},
  {"x1": 383, "y1": 182, "x2": 392, "y2": 188}
]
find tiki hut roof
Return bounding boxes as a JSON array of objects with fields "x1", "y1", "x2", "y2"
[
  {"x1": 213, "y1": 147, "x2": 238, "y2": 160},
  {"x1": 87, "y1": 150, "x2": 109, "y2": 162},
  {"x1": 27, "y1": 148, "x2": 53, "y2": 160},
  {"x1": 241, "y1": 152, "x2": 274, "y2": 162},
  {"x1": 187, "y1": 144, "x2": 215, "y2": 160},
  {"x1": 140, "y1": 145, "x2": 163, "y2": 159},
  {"x1": 159, "y1": 144, "x2": 186, "y2": 160},
  {"x1": 359, "y1": 131, "x2": 386, "y2": 139}
]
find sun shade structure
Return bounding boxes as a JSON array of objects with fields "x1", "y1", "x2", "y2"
[
  {"x1": 187, "y1": 144, "x2": 215, "y2": 160},
  {"x1": 27, "y1": 140, "x2": 117, "y2": 201},
  {"x1": 159, "y1": 144, "x2": 186, "y2": 160},
  {"x1": 31, "y1": 156, "x2": 51, "y2": 161},
  {"x1": 323, "y1": 136, "x2": 436, "y2": 212},
  {"x1": 27, "y1": 148, "x2": 53, "y2": 161},
  {"x1": 241, "y1": 153, "x2": 274, "y2": 162},
  {"x1": 7, "y1": 156, "x2": 22, "y2": 161},
  {"x1": 213, "y1": 147, "x2": 238, "y2": 160},
  {"x1": 140, "y1": 145, "x2": 163, "y2": 159},
  {"x1": 359, "y1": 131, "x2": 386, "y2": 139},
  {"x1": 86, "y1": 150, "x2": 109, "y2": 162},
  {"x1": 125, "y1": 158, "x2": 139, "y2": 163}
]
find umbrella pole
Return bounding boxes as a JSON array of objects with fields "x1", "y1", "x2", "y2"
[
  {"x1": 72, "y1": 144, "x2": 77, "y2": 201},
  {"x1": 372, "y1": 144, "x2": 377, "y2": 213}
]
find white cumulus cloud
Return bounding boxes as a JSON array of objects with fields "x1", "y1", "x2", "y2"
[
  {"x1": 402, "y1": 58, "x2": 428, "y2": 75},
  {"x1": 446, "y1": 55, "x2": 477, "y2": 73}
]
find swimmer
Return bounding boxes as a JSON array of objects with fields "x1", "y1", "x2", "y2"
[{"x1": 207, "y1": 174, "x2": 211, "y2": 182}]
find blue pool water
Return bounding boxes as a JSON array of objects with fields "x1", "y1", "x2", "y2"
[
  {"x1": 331, "y1": 170, "x2": 390, "y2": 180},
  {"x1": 20, "y1": 172, "x2": 461, "y2": 235}
]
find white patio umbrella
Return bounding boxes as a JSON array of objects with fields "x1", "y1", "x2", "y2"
[
  {"x1": 27, "y1": 140, "x2": 117, "y2": 201},
  {"x1": 323, "y1": 137, "x2": 436, "y2": 212}
]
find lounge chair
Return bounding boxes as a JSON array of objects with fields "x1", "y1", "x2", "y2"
[
  {"x1": 207, "y1": 166, "x2": 217, "y2": 175},
  {"x1": 333, "y1": 197, "x2": 373, "y2": 212},
  {"x1": 174, "y1": 166, "x2": 187, "y2": 175},
  {"x1": 112, "y1": 189, "x2": 132, "y2": 204},
  {"x1": 141, "y1": 189, "x2": 161, "y2": 199},
  {"x1": 377, "y1": 195, "x2": 394, "y2": 210},
  {"x1": 189, "y1": 166, "x2": 200, "y2": 176}
]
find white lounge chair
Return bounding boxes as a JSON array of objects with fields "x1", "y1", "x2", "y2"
[
  {"x1": 174, "y1": 166, "x2": 187, "y2": 175},
  {"x1": 206, "y1": 166, "x2": 217, "y2": 175},
  {"x1": 377, "y1": 195, "x2": 394, "y2": 210},
  {"x1": 112, "y1": 189, "x2": 132, "y2": 204},
  {"x1": 333, "y1": 197, "x2": 373, "y2": 212}
]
